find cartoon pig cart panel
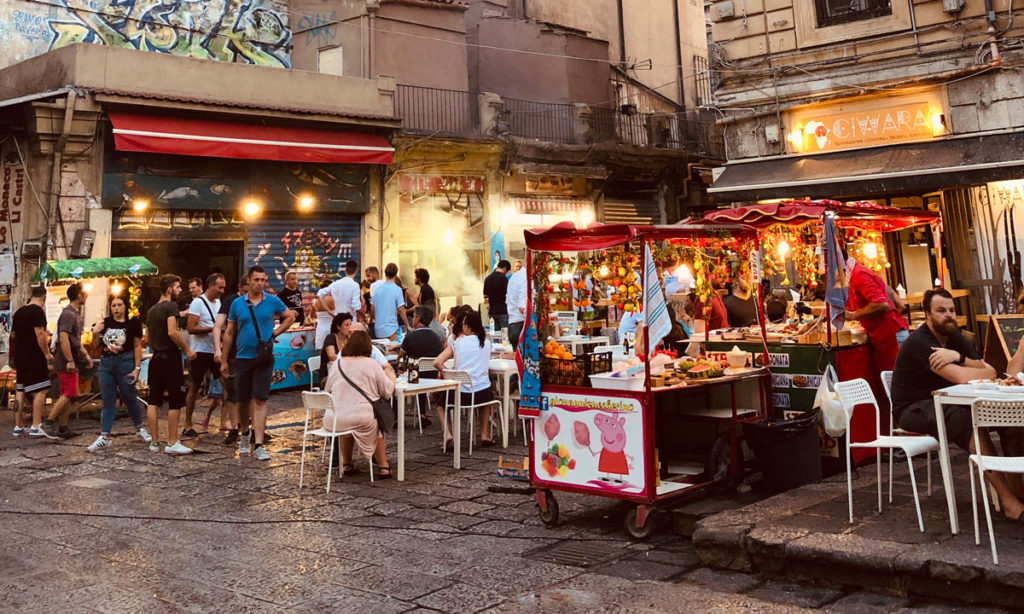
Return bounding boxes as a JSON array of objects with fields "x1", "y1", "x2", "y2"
[{"x1": 522, "y1": 222, "x2": 772, "y2": 538}]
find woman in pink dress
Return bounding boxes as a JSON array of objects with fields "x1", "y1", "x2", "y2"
[{"x1": 323, "y1": 330, "x2": 396, "y2": 478}]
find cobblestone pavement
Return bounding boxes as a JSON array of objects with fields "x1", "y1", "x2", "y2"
[{"x1": 0, "y1": 393, "x2": 1010, "y2": 613}]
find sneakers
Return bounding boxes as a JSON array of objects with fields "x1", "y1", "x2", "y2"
[
  {"x1": 38, "y1": 422, "x2": 61, "y2": 440},
  {"x1": 181, "y1": 428, "x2": 199, "y2": 438},
  {"x1": 223, "y1": 429, "x2": 238, "y2": 446},
  {"x1": 164, "y1": 441, "x2": 193, "y2": 455},
  {"x1": 149, "y1": 442, "x2": 161, "y2": 453},
  {"x1": 238, "y1": 432, "x2": 251, "y2": 455},
  {"x1": 253, "y1": 445, "x2": 270, "y2": 461},
  {"x1": 12, "y1": 426, "x2": 26, "y2": 437},
  {"x1": 58, "y1": 425, "x2": 79, "y2": 440},
  {"x1": 249, "y1": 430, "x2": 273, "y2": 443},
  {"x1": 87, "y1": 436, "x2": 113, "y2": 453},
  {"x1": 28, "y1": 426, "x2": 45, "y2": 437},
  {"x1": 137, "y1": 427, "x2": 152, "y2": 443}
]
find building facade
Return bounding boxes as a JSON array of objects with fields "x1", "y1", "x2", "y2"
[{"x1": 705, "y1": 0, "x2": 1024, "y2": 314}]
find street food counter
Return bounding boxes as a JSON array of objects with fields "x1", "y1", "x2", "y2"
[
  {"x1": 271, "y1": 326, "x2": 316, "y2": 390},
  {"x1": 520, "y1": 221, "x2": 773, "y2": 539}
]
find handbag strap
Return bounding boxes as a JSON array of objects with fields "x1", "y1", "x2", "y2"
[
  {"x1": 336, "y1": 359, "x2": 379, "y2": 405},
  {"x1": 246, "y1": 301, "x2": 264, "y2": 343},
  {"x1": 198, "y1": 296, "x2": 216, "y2": 324}
]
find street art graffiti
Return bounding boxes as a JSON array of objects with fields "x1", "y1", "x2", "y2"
[
  {"x1": 45, "y1": 0, "x2": 292, "y2": 68},
  {"x1": 297, "y1": 11, "x2": 337, "y2": 46}
]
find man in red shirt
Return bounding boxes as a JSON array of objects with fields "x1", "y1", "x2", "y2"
[
  {"x1": 844, "y1": 257, "x2": 909, "y2": 373},
  {"x1": 693, "y1": 277, "x2": 729, "y2": 331}
]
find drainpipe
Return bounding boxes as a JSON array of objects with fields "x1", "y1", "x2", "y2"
[
  {"x1": 368, "y1": 0, "x2": 378, "y2": 77},
  {"x1": 984, "y1": 0, "x2": 1002, "y2": 65},
  {"x1": 672, "y1": 0, "x2": 687, "y2": 112},
  {"x1": 617, "y1": 0, "x2": 627, "y2": 66},
  {"x1": 47, "y1": 89, "x2": 77, "y2": 258},
  {"x1": 908, "y1": 0, "x2": 920, "y2": 53}
]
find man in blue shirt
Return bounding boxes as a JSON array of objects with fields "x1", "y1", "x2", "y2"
[
  {"x1": 221, "y1": 265, "x2": 295, "y2": 460},
  {"x1": 370, "y1": 263, "x2": 409, "y2": 340}
]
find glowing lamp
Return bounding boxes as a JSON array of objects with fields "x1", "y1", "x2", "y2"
[
  {"x1": 298, "y1": 196, "x2": 315, "y2": 211},
  {"x1": 110, "y1": 282, "x2": 123, "y2": 296},
  {"x1": 599, "y1": 264, "x2": 610, "y2": 278},
  {"x1": 931, "y1": 112, "x2": 946, "y2": 134},
  {"x1": 863, "y1": 242, "x2": 878, "y2": 260},
  {"x1": 132, "y1": 199, "x2": 148, "y2": 212},
  {"x1": 777, "y1": 240, "x2": 790, "y2": 258},
  {"x1": 580, "y1": 209, "x2": 595, "y2": 226},
  {"x1": 243, "y1": 201, "x2": 261, "y2": 217},
  {"x1": 83, "y1": 283, "x2": 94, "y2": 293},
  {"x1": 442, "y1": 228, "x2": 455, "y2": 246}
]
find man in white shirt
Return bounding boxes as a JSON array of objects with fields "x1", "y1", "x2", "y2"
[
  {"x1": 506, "y1": 265, "x2": 528, "y2": 352},
  {"x1": 315, "y1": 259, "x2": 362, "y2": 349},
  {"x1": 183, "y1": 273, "x2": 225, "y2": 436}
]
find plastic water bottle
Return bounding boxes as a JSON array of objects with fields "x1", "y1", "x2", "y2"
[{"x1": 397, "y1": 327, "x2": 404, "y2": 343}]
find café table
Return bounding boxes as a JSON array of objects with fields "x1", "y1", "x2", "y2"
[
  {"x1": 394, "y1": 376, "x2": 461, "y2": 481},
  {"x1": 554, "y1": 335, "x2": 610, "y2": 355},
  {"x1": 489, "y1": 358, "x2": 518, "y2": 448},
  {"x1": 931, "y1": 383, "x2": 1024, "y2": 534}
]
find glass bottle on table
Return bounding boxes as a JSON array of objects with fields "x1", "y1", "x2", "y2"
[{"x1": 409, "y1": 358, "x2": 420, "y2": 384}]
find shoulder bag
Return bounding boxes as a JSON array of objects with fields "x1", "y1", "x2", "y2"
[
  {"x1": 337, "y1": 359, "x2": 394, "y2": 434},
  {"x1": 246, "y1": 302, "x2": 275, "y2": 367}
]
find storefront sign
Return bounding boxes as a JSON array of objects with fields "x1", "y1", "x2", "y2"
[
  {"x1": 0, "y1": 143, "x2": 25, "y2": 251},
  {"x1": 786, "y1": 90, "x2": 946, "y2": 153},
  {"x1": 533, "y1": 391, "x2": 647, "y2": 497},
  {"x1": 116, "y1": 209, "x2": 245, "y2": 231},
  {"x1": 398, "y1": 174, "x2": 484, "y2": 193},
  {"x1": 525, "y1": 175, "x2": 575, "y2": 194}
]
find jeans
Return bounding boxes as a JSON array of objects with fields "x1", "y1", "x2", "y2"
[
  {"x1": 508, "y1": 320, "x2": 525, "y2": 352},
  {"x1": 492, "y1": 314, "x2": 509, "y2": 332},
  {"x1": 99, "y1": 352, "x2": 143, "y2": 435},
  {"x1": 895, "y1": 329, "x2": 910, "y2": 346}
]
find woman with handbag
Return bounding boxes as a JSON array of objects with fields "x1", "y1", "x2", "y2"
[
  {"x1": 432, "y1": 309, "x2": 496, "y2": 449},
  {"x1": 323, "y1": 330, "x2": 396, "y2": 478}
]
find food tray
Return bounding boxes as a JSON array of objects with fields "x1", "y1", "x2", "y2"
[
  {"x1": 542, "y1": 351, "x2": 612, "y2": 387},
  {"x1": 589, "y1": 372, "x2": 645, "y2": 391}
]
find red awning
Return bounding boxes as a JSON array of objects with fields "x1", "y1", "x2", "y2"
[
  {"x1": 704, "y1": 200, "x2": 939, "y2": 232},
  {"x1": 108, "y1": 111, "x2": 394, "y2": 164},
  {"x1": 524, "y1": 221, "x2": 758, "y2": 251}
]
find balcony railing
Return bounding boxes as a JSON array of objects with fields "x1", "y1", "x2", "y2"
[
  {"x1": 393, "y1": 84, "x2": 724, "y2": 159},
  {"x1": 502, "y1": 97, "x2": 576, "y2": 144},
  {"x1": 394, "y1": 84, "x2": 483, "y2": 135}
]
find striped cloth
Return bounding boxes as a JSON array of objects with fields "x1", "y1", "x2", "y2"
[{"x1": 643, "y1": 242, "x2": 672, "y2": 357}]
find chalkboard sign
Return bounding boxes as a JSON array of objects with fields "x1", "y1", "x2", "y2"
[{"x1": 983, "y1": 315, "x2": 1024, "y2": 375}]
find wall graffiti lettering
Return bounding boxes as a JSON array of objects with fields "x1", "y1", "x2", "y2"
[
  {"x1": 250, "y1": 224, "x2": 359, "y2": 293},
  {"x1": 0, "y1": 148, "x2": 25, "y2": 250},
  {"x1": 297, "y1": 11, "x2": 336, "y2": 45},
  {"x1": 12, "y1": 10, "x2": 51, "y2": 42},
  {"x1": 280, "y1": 229, "x2": 353, "y2": 259},
  {"x1": 47, "y1": 0, "x2": 292, "y2": 68},
  {"x1": 116, "y1": 209, "x2": 245, "y2": 231}
]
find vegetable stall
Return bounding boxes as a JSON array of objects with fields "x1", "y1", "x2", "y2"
[{"x1": 517, "y1": 222, "x2": 772, "y2": 538}]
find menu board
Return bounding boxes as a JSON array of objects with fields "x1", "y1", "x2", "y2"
[{"x1": 983, "y1": 315, "x2": 1024, "y2": 376}]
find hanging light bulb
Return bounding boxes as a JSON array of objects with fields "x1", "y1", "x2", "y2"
[
  {"x1": 863, "y1": 242, "x2": 878, "y2": 260},
  {"x1": 598, "y1": 264, "x2": 610, "y2": 278},
  {"x1": 777, "y1": 240, "x2": 790, "y2": 258}
]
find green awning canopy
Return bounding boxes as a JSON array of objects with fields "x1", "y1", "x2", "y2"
[{"x1": 31, "y1": 257, "x2": 158, "y2": 283}]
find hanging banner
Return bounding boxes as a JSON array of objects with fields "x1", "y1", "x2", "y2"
[{"x1": 1, "y1": 141, "x2": 26, "y2": 254}]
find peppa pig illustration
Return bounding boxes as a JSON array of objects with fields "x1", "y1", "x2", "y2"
[{"x1": 592, "y1": 413, "x2": 633, "y2": 483}]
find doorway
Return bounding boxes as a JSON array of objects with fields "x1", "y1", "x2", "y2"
[{"x1": 112, "y1": 240, "x2": 244, "y2": 312}]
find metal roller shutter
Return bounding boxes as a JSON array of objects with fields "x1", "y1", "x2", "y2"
[
  {"x1": 245, "y1": 214, "x2": 362, "y2": 293},
  {"x1": 600, "y1": 199, "x2": 662, "y2": 225}
]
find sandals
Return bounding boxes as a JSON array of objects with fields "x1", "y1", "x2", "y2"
[
  {"x1": 342, "y1": 463, "x2": 358, "y2": 477},
  {"x1": 480, "y1": 438, "x2": 496, "y2": 448},
  {"x1": 378, "y1": 466, "x2": 393, "y2": 480}
]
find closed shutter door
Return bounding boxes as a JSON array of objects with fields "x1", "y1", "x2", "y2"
[
  {"x1": 245, "y1": 214, "x2": 362, "y2": 294},
  {"x1": 601, "y1": 200, "x2": 661, "y2": 225}
]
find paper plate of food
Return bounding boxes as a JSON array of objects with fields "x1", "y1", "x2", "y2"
[{"x1": 969, "y1": 379, "x2": 1000, "y2": 391}]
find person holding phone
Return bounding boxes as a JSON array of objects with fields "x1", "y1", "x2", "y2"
[{"x1": 86, "y1": 295, "x2": 150, "y2": 452}]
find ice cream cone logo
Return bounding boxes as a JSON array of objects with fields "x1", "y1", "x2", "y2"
[{"x1": 805, "y1": 121, "x2": 829, "y2": 150}]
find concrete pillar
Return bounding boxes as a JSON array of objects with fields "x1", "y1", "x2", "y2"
[
  {"x1": 479, "y1": 92, "x2": 503, "y2": 136},
  {"x1": 573, "y1": 103, "x2": 591, "y2": 144}
]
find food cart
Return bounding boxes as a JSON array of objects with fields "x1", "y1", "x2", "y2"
[
  {"x1": 702, "y1": 200, "x2": 942, "y2": 462},
  {"x1": 520, "y1": 222, "x2": 773, "y2": 538}
]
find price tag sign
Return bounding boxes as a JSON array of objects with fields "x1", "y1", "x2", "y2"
[{"x1": 749, "y1": 247, "x2": 761, "y2": 283}]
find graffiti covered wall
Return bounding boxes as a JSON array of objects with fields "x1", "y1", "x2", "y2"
[{"x1": 0, "y1": 0, "x2": 291, "y2": 69}]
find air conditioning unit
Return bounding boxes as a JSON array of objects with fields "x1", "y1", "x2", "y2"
[
  {"x1": 21, "y1": 241, "x2": 43, "y2": 258},
  {"x1": 942, "y1": 0, "x2": 965, "y2": 12},
  {"x1": 70, "y1": 229, "x2": 96, "y2": 259}
]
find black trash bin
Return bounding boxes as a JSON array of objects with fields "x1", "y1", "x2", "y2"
[{"x1": 745, "y1": 409, "x2": 822, "y2": 492}]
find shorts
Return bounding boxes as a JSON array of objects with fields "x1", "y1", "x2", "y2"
[
  {"x1": 234, "y1": 358, "x2": 272, "y2": 404},
  {"x1": 148, "y1": 351, "x2": 186, "y2": 409},
  {"x1": 190, "y1": 352, "x2": 220, "y2": 385},
  {"x1": 57, "y1": 370, "x2": 79, "y2": 398},
  {"x1": 206, "y1": 376, "x2": 223, "y2": 399},
  {"x1": 16, "y1": 358, "x2": 50, "y2": 395},
  {"x1": 897, "y1": 398, "x2": 972, "y2": 450}
]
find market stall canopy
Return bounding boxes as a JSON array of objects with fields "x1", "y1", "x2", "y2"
[
  {"x1": 31, "y1": 256, "x2": 158, "y2": 283},
  {"x1": 707, "y1": 131, "x2": 1024, "y2": 202},
  {"x1": 109, "y1": 111, "x2": 394, "y2": 165},
  {"x1": 524, "y1": 221, "x2": 758, "y2": 251},
  {"x1": 704, "y1": 200, "x2": 939, "y2": 232}
]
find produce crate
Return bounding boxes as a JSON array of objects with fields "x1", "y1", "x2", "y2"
[{"x1": 541, "y1": 350, "x2": 612, "y2": 387}]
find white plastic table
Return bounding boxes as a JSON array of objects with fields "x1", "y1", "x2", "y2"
[
  {"x1": 489, "y1": 358, "x2": 518, "y2": 448},
  {"x1": 553, "y1": 335, "x2": 610, "y2": 355},
  {"x1": 395, "y1": 377, "x2": 460, "y2": 481},
  {"x1": 931, "y1": 384, "x2": 1024, "y2": 534}
]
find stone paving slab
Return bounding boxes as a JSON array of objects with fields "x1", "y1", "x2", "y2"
[{"x1": 693, "y1": 450, "x2": 1024, "y2": 609}]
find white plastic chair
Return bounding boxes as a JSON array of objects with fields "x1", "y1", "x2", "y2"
[
  {"x1": 409, "y1": 357, "x2": 441, "y2": 434},
  {"x1": 834, "y1": 378, "x2": 939, "y2": 532},
  {"x1": 299, "y1": 391, "x2": 371, "y2": 493},
  {"x1": 441, "y1": 369, "x2": 503, "y2": 456},
  {"x1": 968, "y1": 397, "x2": 1024, "y2": 565},
  {"x1": 308, "y1": 355, "x2": 321, "y2": 391},
  {"x1": 880, "y1": 370, "x2": 935, "y2": 503}
]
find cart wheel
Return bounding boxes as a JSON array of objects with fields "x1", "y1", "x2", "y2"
[
  {"x1": 623, "y1": 507, "x2": 654, "y2": 540},
  {"x1": 538, "y1": 491, "x2": 559, "y2": 527},
  {"x1": 704, "y1": 433, "x2": 732, "y2": 483}
]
